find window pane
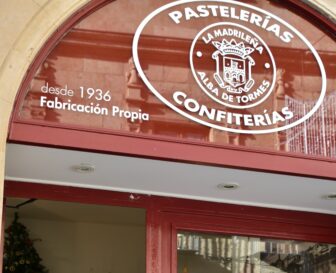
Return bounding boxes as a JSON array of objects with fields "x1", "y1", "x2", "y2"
[
  {"x1": 4, "y1": 198, "x2": 146, "y2": 273},
  {"x1": 177, "y1": 231, "x2": 336, "y2": 273}
]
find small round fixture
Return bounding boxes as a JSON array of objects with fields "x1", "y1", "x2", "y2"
[
  {"x1": 324, "y1": 193, "x2": 336, "y2": 200},
  {"x1": 217, "y1": 183, "x2": 239, "y2": 190},
  {"x1": 72, "y1": 163, "x2": 95, "y2": 173}
]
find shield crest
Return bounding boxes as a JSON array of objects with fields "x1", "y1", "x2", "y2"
[
  {"x1": 223, "y1": 56, "x2": 247, "y2": 88},
  {"x1": 212, "y1": 39, "x2": 255, "y2": 93}
]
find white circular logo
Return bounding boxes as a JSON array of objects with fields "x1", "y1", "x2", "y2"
[{"x1": 132, "y1": 0, "x2": 326, "y2": 134}]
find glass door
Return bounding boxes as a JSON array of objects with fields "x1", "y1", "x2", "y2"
[{"x1": 177, "y1": 231, "x2": 336, "y2": 273}]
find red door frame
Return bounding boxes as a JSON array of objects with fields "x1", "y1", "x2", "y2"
[
  {"x1": 152, "y1": 196, "x2": 336, "y2": 273},
  {"x1": 8, "y1": 0, "x2": 336, "y2": 180},
  {"x1": 5, "y1": 181, "x2": 336, "y2": 273}
]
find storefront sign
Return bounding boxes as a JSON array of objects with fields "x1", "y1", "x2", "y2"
[{"x1": 133, "y1": 0, "x2": 326, "y2": 134}]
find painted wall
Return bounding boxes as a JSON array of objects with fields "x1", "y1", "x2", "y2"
[{"x1": 6, "y1": 216, "x2": 146, "y2": 273}]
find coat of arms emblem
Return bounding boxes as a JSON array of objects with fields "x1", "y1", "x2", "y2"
[
  {"x1": 190, "y1": 22, "x2": 276, "y2": 109},
  {"x1": 212, "y1": 39, "x2": 255, "y2": 94}
]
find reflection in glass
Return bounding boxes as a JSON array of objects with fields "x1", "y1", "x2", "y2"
[
  {"x1": 285, "y1": 93, "x2": 336, "y2": 158},
  {"x1": 177, "y1": 231, "x2": 336, "y2": 273},
  {"x1": 16, "y1": 0, "x2": 336, "y2": 159}
]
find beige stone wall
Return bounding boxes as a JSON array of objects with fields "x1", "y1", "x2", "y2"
[
  {"x1": 0, "y1": 0, "x2": 334, "y2": 242},
  {"x1": 307, "y1": 0, "x2": 336, "y2": 18}
]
